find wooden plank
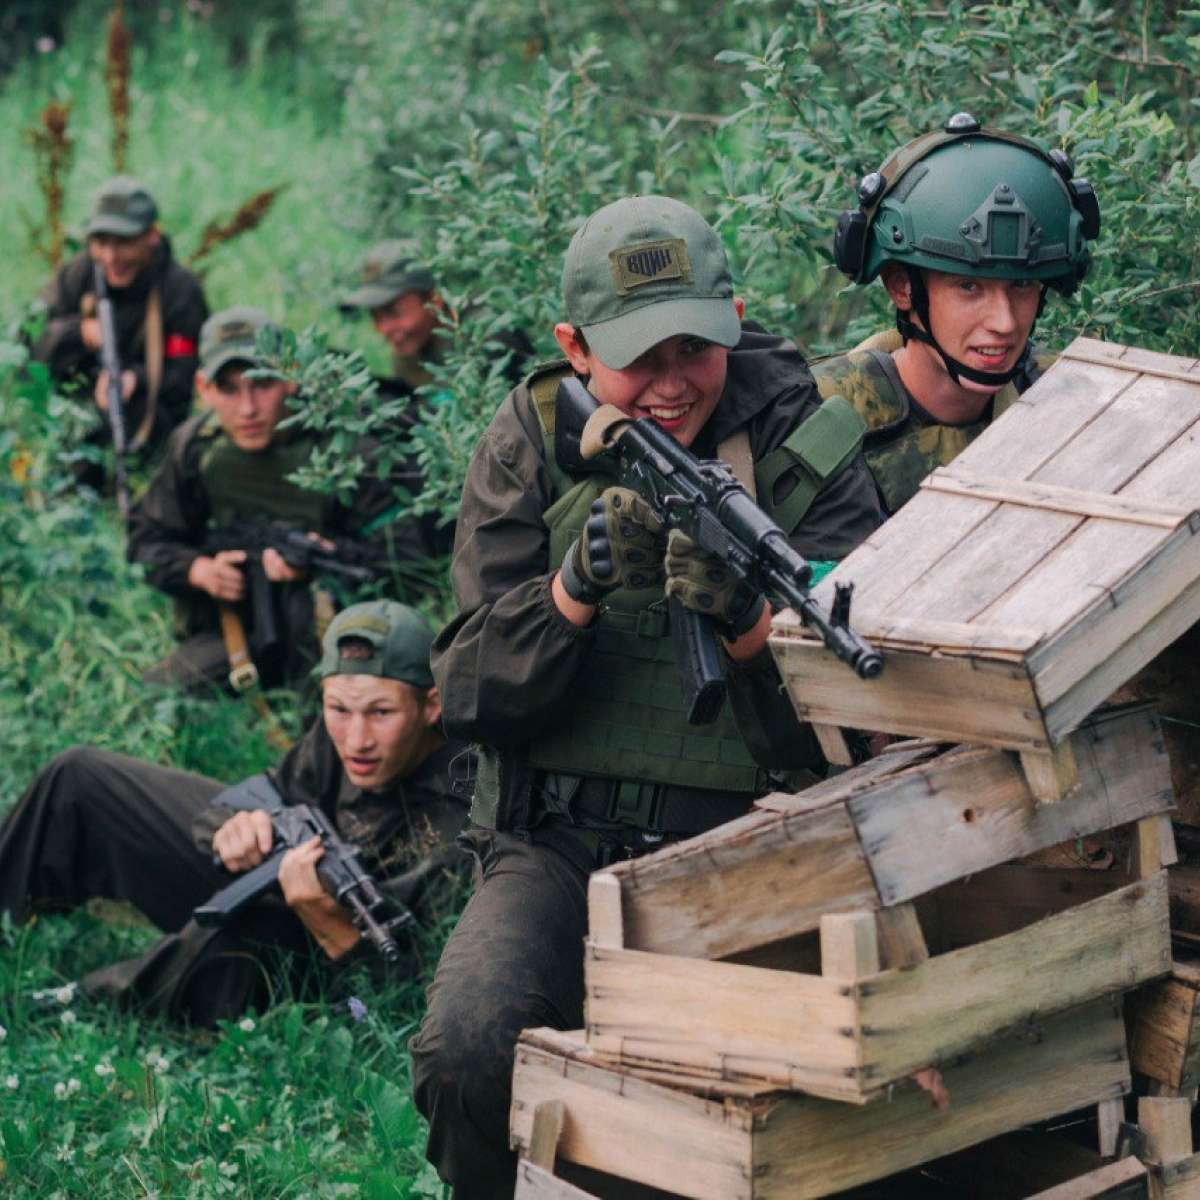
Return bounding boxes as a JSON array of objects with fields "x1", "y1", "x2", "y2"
[
  {"x1": 1171, "y1": 866, "x2": 1200, "y2": 935},
  {"x1": 1099, "y1": 1096, "x2": 1124, "y2": 1158},
  {"x1": 810, "y1": 722, "x2": 853, "y2": 766},
  {"x1": 850, "y1": 704, "x2": 1173, "y2": 907},
  {"x1": 1021, "y1": 740, "x2": 1080, "y2": 804},
  {"x1": 921, "y1": 469, "x2": 1193, "y2": 528},
  {"x1": 1127, "y1": 977, "x2": 1198, "y2": 1091},
  {"x1": 527, "y1": 1099, "x2": 566, "y2": 1171},
  {"x1": 875, "y1": 903, "x2": 929, "y2": 968},
  {"x1": 610, "y1": 802, "x2": 880, "y2": 960},
  {"x1": 1156, "y1": 1152, "x2": 1200, "y2": 1200},
  {"x1": 771, "y1": 633, "x2": 1047, "y2": 747},
  {"x1": 588, "y1": 874, "x2": 624, "y2": 950},
  {"x1": 775, "y1": 608, "x2": 1043, "y2": 656},
  {"x1": 1027, "y1": 1158, "x2": 1149, "y2": 1200},
  {"x1": 583, "y1": 943, "x2": 862, "y2": 1099},
  {"x1": 1139, "y1": 1096, "x2": 1194, "y2": 1165},
  {"x1": 820, "y1": 912, "x2": 879, "y2": 979},
  {"x1": 858, "y1": 875, "x2": 1170, "y2": 1090},
  {"x1": 515, "y1": 1161, "x2": 599, "y2": 1200},
  {"x1": 754, "y1": 999, "x2": 1130, "y2": 1200},
  {"x1": 1059, "y1": 339, "x2": 1200, "y2": 384},
  {"x1": 515, "y1": 1001, "x2": 1130, "y2": 1200},
  {"x1": 1134, "y1": 816, "x2": 1180, "y2": 880}
]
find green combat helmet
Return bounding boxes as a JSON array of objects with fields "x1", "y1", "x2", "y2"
[{"x1": 834, "y1": 112, "x2": 1101, "y2": 387}]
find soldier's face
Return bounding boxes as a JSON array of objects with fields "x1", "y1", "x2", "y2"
[
  {"x1": 198, "y1": 365, "x2": 293, "y2": 451},
  {"x1": 554, "y1": 299, "x2": 745, "y2": 448},
  {"x1": 912, "y1": 271, "x2": 1042, "y2": 393},
  {"x1": 88, "y1": 229, "x2": 160, "y2": 289},
  {"x1": 371, "y1": 291, "x2": 439, "y2": 358},
  {"x1": 323, "y1": 675, "x2": 442, "y2": 790}
]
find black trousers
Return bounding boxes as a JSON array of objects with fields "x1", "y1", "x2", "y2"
[
  {"x1": 0, "y1": 746, "x2": 318, "y2": 1024},
  {"x1": 410, "y1": 827, "x2": 591, "y2": 1199}
]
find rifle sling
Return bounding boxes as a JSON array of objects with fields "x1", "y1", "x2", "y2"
[
  {"x1": 135, "y1": 285, "x2": 163, "y2": 450},
  {"x1": 217, "y1": 603, "x2": 294, "y2": 751}
]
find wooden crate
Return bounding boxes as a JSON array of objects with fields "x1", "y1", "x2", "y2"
[
  {"x1": 769, "y1": 338, "x2": 1200, "y2": 800},
  {"x1": 593, "y1": 704, "x2": 1171, "y2": 963},
  {"x1": 511, "y1": 999, "x2": 1131, "y2": 1200}
]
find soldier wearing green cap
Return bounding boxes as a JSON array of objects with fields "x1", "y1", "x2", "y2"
[
  {"x1": 339, "y1": 239, "x2": 533, "y2": 397},
  {"x1": 128, "y1": 307, "x2": 449, "y2": 693},
  {"x1": 31, "y1": 175, "x2": 209, "y2": 473},
  {"x1": 0, "y1": 600, "x2": 468, "y2": 1023},
  {"x1": 409, "y1": 195, "x2": 882, "y2": 1197},
  {"x1": 815, "y1": 113, "x2": 1101, "y2": 515}
]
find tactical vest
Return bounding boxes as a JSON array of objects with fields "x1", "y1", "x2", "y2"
[
  {"x1": 521, "y1": 363, "x2": 864, "y2": 796},
  {"x1": 811, "y1": 329, "x2": 1042, "y2": 515},
  {"x1": 196, "y1": 414, "x2": 333, "y2": 530}
]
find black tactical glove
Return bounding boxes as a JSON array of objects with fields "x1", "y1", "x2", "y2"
[
  {"x1": 664, "y1": 528, "x2": 766, "y2": 638},
  {"x1": 559, "y1": 486, "x2": 665, "y2": 605}
]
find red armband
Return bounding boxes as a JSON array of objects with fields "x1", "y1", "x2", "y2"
[{"x1": 164, "y1": 334, "x2": 197, "y2": 359}]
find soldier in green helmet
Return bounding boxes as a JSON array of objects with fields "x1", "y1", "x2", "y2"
[
  {"x1": 128, "y1": 307, "x2": 449, "y2": 694},
  {"x1": 0, "y1": 601, "x2": 468, "y2": 1023},
  {"x1": 409, "y1": 195, "x2": 883, "y2": 1197},
  {"x1": 816, "y1": 112, "x2": 1101, "y2": 514}
]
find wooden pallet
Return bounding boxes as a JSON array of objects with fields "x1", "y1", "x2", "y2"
[
  {"x1": 512, "y1": 999, "x2": 1131, "y2": 1200},
  {"x1": 1128, "y1": 961, "x2": 1200, "y2": 1098},
  {"x1": 769, "y1": 338, "x2": 1200, "y2": 800}
]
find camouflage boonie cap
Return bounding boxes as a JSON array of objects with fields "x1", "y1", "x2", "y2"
[
  {"x1": 319, "y1": 600, "x2": 435, "y2": 688},
  {"x1": 562, "y1": 195, "x2": 740, "y2": 370},
  {"x1": 339, "y1": 240, "x2": 436, "y2": 311},
  {"x1": 199, "y1": 306, "x2": 279, "y2": 379},
  {"x1": 85, "y1": 175, "x2": 159, "y2": 238}
]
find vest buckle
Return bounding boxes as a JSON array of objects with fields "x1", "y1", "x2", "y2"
[{"x1": 606, "y1": 779, "x2": 665, "y2": 832}]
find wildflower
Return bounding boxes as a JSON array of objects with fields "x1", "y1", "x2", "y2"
[
  {"x1": 35, "y1": 36, "x2": 57, "y2": 54},
  {"x1": 53, "y1": 1078, "x2": 80, "y2": 1099},
  {"x1": 60, "y1": 1010, "x2": 77, "y2": 1026},
  {"x1": 94, "y1": 1061, "x2": 115, "y2": 1078},
  {"x1": 217, "y1": 1120, "x2": 232, "y2": 1134},
  {"x1": 347, "y1": 996, "x2": 368, "y2": 1023},
  {"x1": 219, "y1": 1161, "x2": 239, "y2": 1177},
  {"x1": 238, "y1": 1017, "x2": 255, "y2": 1033},
  {"x1": 55, "y1": 984, "x2": 77, "y2": 1005},
  {"x1": 150, "y1": 1054, "x2": 169, "y2": 1074},
  {"x1": 5, "y1": 1074, "x2": 18, "y2": 1090}
]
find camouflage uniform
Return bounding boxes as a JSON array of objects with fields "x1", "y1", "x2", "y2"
[
  {"x1": 0, "y1": 720, "x2": 468, "y2": 1025},
  {"x1": 812, "y1": 328, "x2": 1054, "y2": 514}
]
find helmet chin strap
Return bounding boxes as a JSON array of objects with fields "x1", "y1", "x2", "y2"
[{"x1": 895, "y1": 266, "x2": 1045, "y2": 388}]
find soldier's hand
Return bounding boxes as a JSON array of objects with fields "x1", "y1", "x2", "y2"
[
  {"x1": 213, "y1": 809, "x2": 274, "y2": 872},
  {"x1": 559, "y1": 486, "x2": 665, "y2": 605},
  {"x1": 93, "y1": 369, "x2": 135, "y2": 411},
  {"x1": 262, "y1": 547, "x2": 304, "y2": 583},
  {"x1": 80, "y1": 317, "x2": 103, "y2": 351},
  {"x1": 279, "y1": 836, "x2": 361, "y2": 959},
  {"x1": 665, "y1": 528, "x2": 766, "y2": 639},
  {"x1": 188, "y1": 550, "x2": 248, "y2": 601}
]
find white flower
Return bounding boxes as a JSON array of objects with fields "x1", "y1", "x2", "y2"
[
  {"x1": 55, "y1": 984, "x2": 77, "y2": 1005},
  {"x1": 68, "y1": 1077, "x2": 81, "y2": 1094},
  {"x1": 219, "y1": 1161, "x2": 239, "y2": 1177},
  {"x1": 217, "y1": 1120, "x2": 232, "y2": 1134},
  {"x1": 94, "y1": 1061, "x2": 114, "y2": 1077},
  {"x1": 53, "y1": 1079, "x2": 80, "y2": 1099},
  {"x1": 238, "y1": 1018, "x2": 255, "y2": 1033},
  {"x1": 0, "y1": 1023, "x2": 7, "y2": 1041},
  {"x1": 5, "y1": 1074, "x2": 19, "y2": 1090},
  {"x1": 150, "y1": 1054, "x2": 169, "y2": 1074},
  {"x1": 60, "y1": 1010, "x2": 77, "y2": 1026}
]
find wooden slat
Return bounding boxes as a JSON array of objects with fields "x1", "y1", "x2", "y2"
[
  {"x1": 819, "y1": 912, "x2": 879, "y2": 979},
  {"x1": 1139, "y1": 1095, "x2": 1194, "y2": 1165},
  {"x1": 875, "y1": 903, "x2": 929, "y2": 968},
  {"x1": 1059, "y1": 339, "x2": 1200, "y2": 384},
  {"x1": 1098, "y1": 1096, "x2": 1124, "y2": 1158},
  {"x1": 1021, "y1": 739, "x2": 1080, "y2": 804},
  {"x1": 587, "y1": 874, "x2": 624, "y2": 950},
  {"x1": 1026, "y1": 1158, "x2": 1149, "y2": 1200},
  {"x1": 849, "y1": 705, "x2": 1173, "y2": 906},
  {"x1": 514, "y1": 1161, "x2": 599, "y2": 1200},
  {"x1": 922, "y1": 469, "x2": 1193, "y2": 528},
  {"x1": 584, "y1": 943, "x2": 861, "y2": 1099},
  {"x1": 1155, "y1": 1151, "x2": 1200, "y2": 1198},
  {"x1": 527, "y1": 1100, "x2": 565, "y2": 1171},
  {"x1": 1128, "y1": 977, "x2": 1199, "y2": 1092},
  {"x1": 858, "y1": 875, "x2": 1170, "y2": 1089}
]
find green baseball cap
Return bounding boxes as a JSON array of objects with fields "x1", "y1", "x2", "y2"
[
  {"x1": 319, "y1": 600, "x2": 435, "y2": 688},
  {"x1": 85, "y1": 175, "x2": 158, "y2": 238},
  {"x1": 562, "y1": 195, "x2": 741, "y2": 370},
  {"x1": 199, "y1": 306, "x2": 279, "y2": 379},
  {"x1": 339, "y1": 240, "x2": 436, "y2": 311}
]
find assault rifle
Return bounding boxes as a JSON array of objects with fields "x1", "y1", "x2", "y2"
[
  {"x1": 92, "y1": 263, "x2": 131, "y2": 518},
  {"x1": 555, "y1": 377, "x2": 883, "y2": 725},
  {"x1": 194, "y1": 791, "x2": 415, "y2": 963},
  {"x1": 203, "y1": 521, "x2": 386, "y2": 671}
]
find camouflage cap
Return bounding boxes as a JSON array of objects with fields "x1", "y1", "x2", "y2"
[
  {"x1": 339, "y1": 240, "x2": 436, "y2": 311},
  {"x1": 85, "y1": 175, "x2": 159, "y2": 238},
  {"x1": 562, "y1": 195, "x2": 741, "y2": 370},
  {"x1": 319, "y1": 600, "x2": 435, "y2": 688},
  {"x1": 198, "y1": 306, "x2": 279, "y2": 379}
]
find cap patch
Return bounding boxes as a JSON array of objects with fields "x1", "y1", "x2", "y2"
[
  {"x1": 362, "y1": 260, "x2": 385, "y2": 283},
  {"x1": 609, "y1": 238, "x2": 692, "y2": 295},
  {"x1": 98, "y1": 194, "x2": 129, "y2": 214},
  {"x1": 216, "y1": 321, "x2": 257, "y2": 343},
  {"x1": 335, "y1": 615, "x2": 389, "y2": 638}
]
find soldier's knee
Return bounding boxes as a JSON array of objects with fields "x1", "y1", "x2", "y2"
[{"x1": 41, "y1": 746, "x2": 109, "y2": 799}]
